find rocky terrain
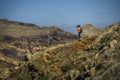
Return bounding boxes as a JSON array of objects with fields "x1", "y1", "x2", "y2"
[
  {"x1": 0, "y1": 19, "x2": 77, "y2": 61},
  {"x1": 0, "y1": 19, "x2": 120, "y2": 80},
  {"x1": 82, "y1": 24, "x2": 103, "y2": 37},
  {"x1": 0, "y1": 19, "x2": 77, "y2": 79}
]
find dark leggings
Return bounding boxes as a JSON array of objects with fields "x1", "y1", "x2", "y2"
[{"x1": 78, "y1": 32, "x2": 81, "y2": 40}]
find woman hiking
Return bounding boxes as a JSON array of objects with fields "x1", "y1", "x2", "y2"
[{"x1": 76, "y1": 25, "x2": 82, "y2": 41}]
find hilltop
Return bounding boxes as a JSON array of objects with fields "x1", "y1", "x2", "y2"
[{"x1": 82, "y1": 24, "x2": 103, "y2": 37}]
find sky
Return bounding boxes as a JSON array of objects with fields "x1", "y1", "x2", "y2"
[{"x1": 0, "y1": 0, "x2": 120, "y2": 32}]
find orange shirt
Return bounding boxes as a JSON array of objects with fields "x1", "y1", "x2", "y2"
[{"x1": 77, "y1": 27, "x2": 81, "y2": 32}]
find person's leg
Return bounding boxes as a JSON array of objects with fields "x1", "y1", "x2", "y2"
[
  {"x1": 78, "y1": 32, "x2": 80, "y2": 40},
  {"x1": 79, "y1": 33, "x2": 81, "y2": 40}
]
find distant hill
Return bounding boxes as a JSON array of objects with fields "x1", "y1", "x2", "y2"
[
  {"x1": 0, "y1": 19, "x2": 77, "y2": 38},
  {"x1": 0, "y1": 19, "x2": 77, "y2": 72},
  {"x1": 82, "y1": 24, "x2": 103, "y2": 37},
  {"x1": 0, "y1": 19, "x2": 77, "y2": 53}
]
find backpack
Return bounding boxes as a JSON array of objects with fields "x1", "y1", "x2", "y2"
[{"x1": 80, "y1": 28, "x2": 83, "y2": 33}]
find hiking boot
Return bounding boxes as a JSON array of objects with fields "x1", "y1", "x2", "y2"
[{"x1": 78, "y1": 39, "x2": 81, "y2": 41}]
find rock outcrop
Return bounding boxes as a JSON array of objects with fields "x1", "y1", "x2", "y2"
[{"x1": 82, "y1": 24, "x2": 103, "y2": 37}]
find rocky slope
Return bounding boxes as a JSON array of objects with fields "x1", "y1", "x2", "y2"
[
  {"x1": 0, "y1": 19, "x2": 78, "y2": 79},
  {"x1": 0, "y1": 19, "x2": 119, "y2": 80},
  {"x1": 0, "y1": 19, "x2": 77, "y2": 58},
  {"x1": 0, "y1": 23, "x2": 118, "y2": 80},
  {"x1": 82, "y1": 24, "x2": 103, "y2": 37}
]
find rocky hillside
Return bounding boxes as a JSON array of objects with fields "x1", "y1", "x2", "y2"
[
  {"x1": 82, "y1": 24, "x2": 103, "y2": 37},
  {"x1": 0, "y1": 19, "x2": 119, "y2": 80},
  {"x1": 0, "y1": 19, "x2": 78, "y2": 79},
  {"x1": 0, "y1": 19, "x2": 77, "y2": 40},
  {"x1": 0, "y1": 23, "x2": 119, "y2": 80},
  {"x1": 0, "y1": 19, "x2": 77, "y2": 59}
]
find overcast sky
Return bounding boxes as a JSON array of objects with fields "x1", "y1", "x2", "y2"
[{"x1": 0, "y1": 0, "x2": 120, "y2": 32}]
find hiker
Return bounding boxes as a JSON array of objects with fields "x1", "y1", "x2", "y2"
[{"x1": 76, "y1": 25, "x2": 82, "y2": 41}]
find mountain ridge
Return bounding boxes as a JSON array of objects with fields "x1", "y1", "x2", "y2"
[{"x1": 82, "y1": 24, "x2": 103, "y2": 37}]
